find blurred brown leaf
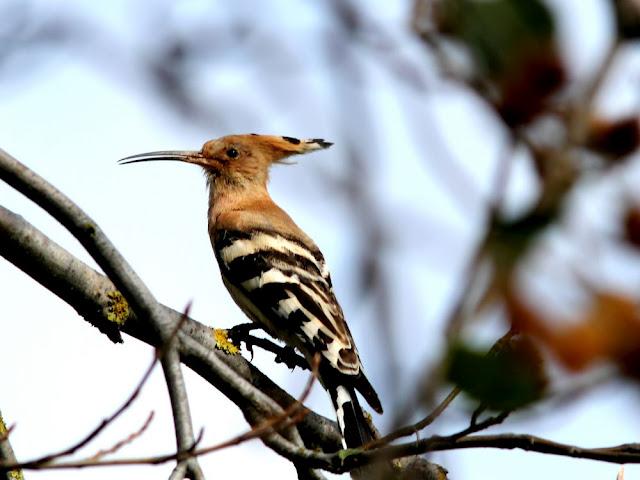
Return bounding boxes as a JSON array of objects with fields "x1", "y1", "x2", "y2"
[
  {"x1": 587, "y1": 116, "x2": 640, "y2": 160},
  {"x1": 613, "y1": 0, "x2": 640, "y2": 39},
  {"x1": 623, "y1": 205, "x2": 640, "y2": 248},
  {"x1": 509, "y1": 290, "x2": 640, "y2": 375},
  {"x1": 496, "y1": 50, "x2": 565, "y2": 127}
]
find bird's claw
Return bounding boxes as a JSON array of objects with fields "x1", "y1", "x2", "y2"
[
  {"x1": 227, "y1": 322, "x2": 258, "y2": 345},
  {"x1": 275, "y1": 346, "x2": 301, "y2": 370}
]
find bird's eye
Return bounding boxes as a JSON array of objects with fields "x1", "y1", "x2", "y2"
[{"x1": 226, "y1": 147, "x2": 239, "y2": 158}]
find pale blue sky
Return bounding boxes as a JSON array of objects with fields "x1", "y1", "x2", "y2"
[{"x1": 2, "y1": 0, "x2": 640, "y2": 479}]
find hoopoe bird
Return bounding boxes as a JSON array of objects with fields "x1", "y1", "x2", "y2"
[{"x1": 120, "y1": 134, "x2": 383, "y2": 448}]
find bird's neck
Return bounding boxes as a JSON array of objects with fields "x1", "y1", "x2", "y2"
[
  {"x1": 206, "y1": 176, "x2": 313, "y2": 247},
  {"x1": 207, "y1": 176, "x2": 271, "y2": 229}
]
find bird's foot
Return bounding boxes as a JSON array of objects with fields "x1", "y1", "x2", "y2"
[
  {"x1": 275, "y1": 346, "x2": 302, "y2": 370},
  {"x1": 227, "y1": 322, "x2": 260, "y2": 345},
  {"x1": 227, "y1": 323, "x2": 261, "y2": 360}
]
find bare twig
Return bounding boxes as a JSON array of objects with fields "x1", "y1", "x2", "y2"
[
  {"x1": 0, "y1": 355, "x2": 321, "y2": 472},
  {"x1": 8, "y1": 307, "x2": 190, "y2": 470},
  {"x1": 568, "y1": 41, "x2": 621, "y2": 145},
  {"x1": 20, "y1": 351, "x2": 157, "y2": 466},
  {"x1": 160, "y1": 348, "x2": 204, "y2": 480},
  {"x1": 89, "y1": 411, "x2": 155, "y2": 461},
  {"x1": 367, "y1": 387, "x2": 460, "y2": 449},
  {"x1": 193, "y1": 353, "x2": 320, "y2": 458},
  {"x1": 450, "y1": 411, "x2": 511, "y2": 440}
]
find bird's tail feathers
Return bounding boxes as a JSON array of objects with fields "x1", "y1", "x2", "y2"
[
  {"x1": 356, "y1": 374, "x2": 383, "y2": 414},
  {"x1": 330, "y1": 385, "x2": 376, "y2": 449}
]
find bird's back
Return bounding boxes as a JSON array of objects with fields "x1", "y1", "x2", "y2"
[{"x1": 210, "y1": 196, "x2": 381, "y2": 413}]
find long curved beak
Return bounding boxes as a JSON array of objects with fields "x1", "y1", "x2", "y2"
[{"x1": 118, "y1": 150, "x2": 207, "y2": 167}]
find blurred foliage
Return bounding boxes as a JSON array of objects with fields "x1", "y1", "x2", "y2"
[
  {"x1": 587, "y1": 117, "x2": 640, "y2": 161},
  {"x1": 613, "y1": 0, "x2": 640, "y2": 39},
  {"x1": 435, "y1": 0, "x2": 555, "y2": 75},
  {"x1": 624, "y1": 205, "x2": 640, "y2": 248},
  {"x1": 446, "y1": 333, "x2": 546, "y2": 411},
  {"x1": 509, "y1": 290, "x2": 640, "y2": 377},
  {"x1": 480, "y1": 210, "x2": 557, "y2": 305},
  {"x1": 420, "y1": 0, "x2": 640, "y2": 421},
  {"x1": 433, "y1": 0, "x2": 565, "y2": 125}
]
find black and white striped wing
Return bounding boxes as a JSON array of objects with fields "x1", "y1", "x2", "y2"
[{"x1": 213, "y1": 228, "x2": 362, "y2": 376}]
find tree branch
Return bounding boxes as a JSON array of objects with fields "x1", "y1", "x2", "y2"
[
  {"x1": 0, "y1": 413, "x2": 22, "y2": 480},
  {"x1": 368, "y1": 387, "x2": 460, "y2": 449},
  {"x1": 0, "y1": 148, "x2": 203, "y2": 478}
]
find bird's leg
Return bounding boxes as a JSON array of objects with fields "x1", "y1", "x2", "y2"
[
  {"x1": 226, "y1": 324, "x2": 307, "y2": 369},
  {"x1": 227, "y1": 323, "x2": 261, "y2": 358},
  {"x1": 275, "y1": 345, "x2": 304, "y2": 370},
  {"x1": 227, "y1": 322, "x2": 260, "y2": 342}
]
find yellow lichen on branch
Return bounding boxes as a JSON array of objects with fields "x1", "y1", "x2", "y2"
[
  {"x1": 106, "y1": 290, "x2": 129, "y2": 326},
  {"x1": 212, "y1": 328, "x2": 240, "y2": 355}
]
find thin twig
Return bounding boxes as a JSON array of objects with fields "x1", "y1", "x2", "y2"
[
  {"x1": 194, "y1": 353, "x2": 320, "y2": 458},
  {"x1": 160, "y1": 348, "x2": 204, "y2": 480},
  {"x1": 450, "y1": 411, "x2": 511, "y2": 440},
  {"x1": 12, "y1": 307, "x2": 191, "y2": 469},
  {"x1": 89, "y1": 411, "x2": 155, "y2": 461},
  {"x1": 568, "y1": 40, "x2": 620, "y2": 145},
  {"x1": 0, "y1": 355, "x2": 321, "y2": 472},
  {"x1": 367, "y1": 387, "x2": 460, "y2": 449},
  {"x1": 23, "y1": 351, "x2": 157, "y2": 465},
  {"x1": 489, "y1": 137, "x2": 518, "y2": 210}
]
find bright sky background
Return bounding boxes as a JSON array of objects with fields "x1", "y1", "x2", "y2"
[{"x1": 2, "y1": 0, "x2": 640, "y2": 479}]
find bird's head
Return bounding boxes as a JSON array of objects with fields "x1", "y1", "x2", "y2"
[{"x1": 119, "y1": 134, "x2": 332, "y2": 188}]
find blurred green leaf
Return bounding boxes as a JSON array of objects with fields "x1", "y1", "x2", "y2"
[
  {"x1": 446, "y1": 335, "x2": 547, "y2": 411},
  {"x1": 435, "y1": 0, "x2": 565, "y2": 125},
  {"x1": 437, "y1": 0, "x2": 554, "y2": 76}
]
